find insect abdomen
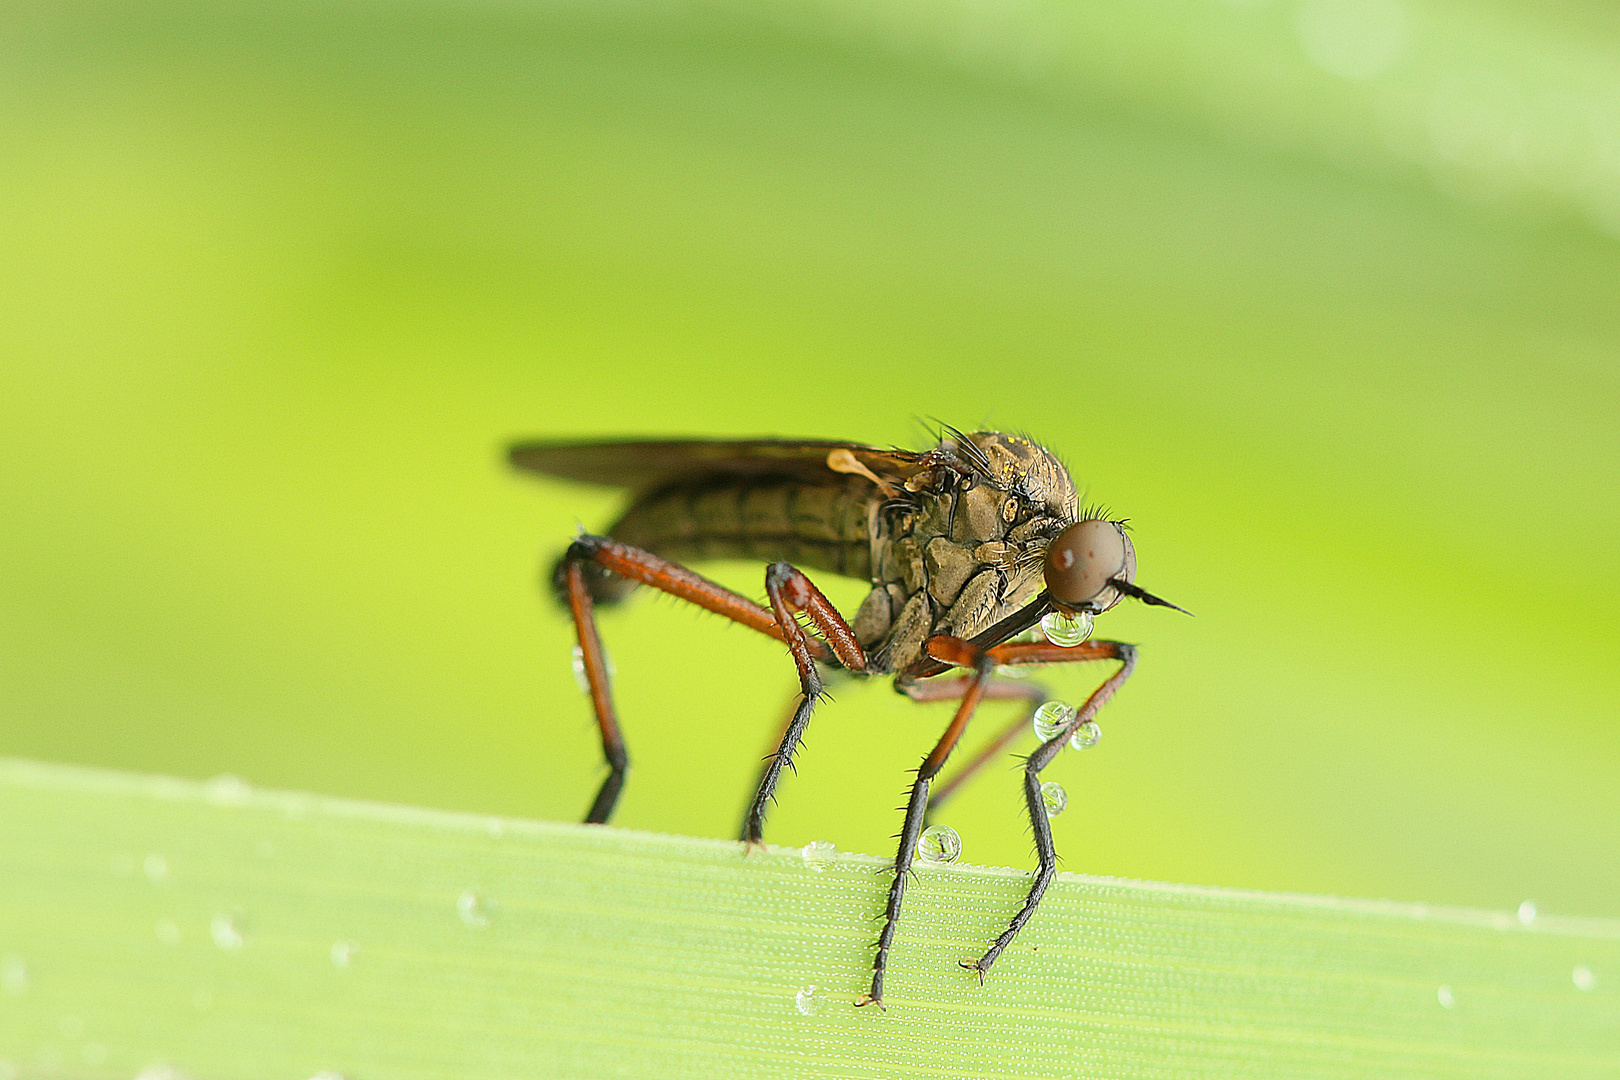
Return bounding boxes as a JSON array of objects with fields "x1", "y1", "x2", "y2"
[{"x1": 568, "y1": 477, "x2": 875, "y2": 603}]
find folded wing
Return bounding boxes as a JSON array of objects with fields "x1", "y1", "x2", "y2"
[{"x1": 508, "y1": 437, "x2": 926, "y2": 493}]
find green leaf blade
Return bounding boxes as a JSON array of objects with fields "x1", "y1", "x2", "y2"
[{"x1": 1, "y1": 758, "x2": 1616, "y2": 1078}]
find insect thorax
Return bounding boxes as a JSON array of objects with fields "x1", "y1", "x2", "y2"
[{"x1": 854, "y1": 433, "x2": 1078, "y2": 674}]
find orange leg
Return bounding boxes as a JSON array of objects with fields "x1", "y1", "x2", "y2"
[
  {"x1": 903, "y1": 675, "x2": 1050, "y2": 819},
  {"x1": 561, "y1": 561, "x2": 629, "y2": 823},
  {"x1": 558, "y1": 535, "x2": 864, "y2": 836}
]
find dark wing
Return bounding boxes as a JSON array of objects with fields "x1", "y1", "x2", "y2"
[{"x1": 507, "y1": 437, "x2": 928, "y2": 493}]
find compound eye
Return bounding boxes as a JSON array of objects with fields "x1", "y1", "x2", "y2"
[{"x1": 1043, "y1": 520, "x2": 1136, "y2": 612}]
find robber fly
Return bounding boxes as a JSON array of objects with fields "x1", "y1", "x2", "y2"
[{"x1": 510, "y1": 428, "x2": 1187, "y2": 1007}]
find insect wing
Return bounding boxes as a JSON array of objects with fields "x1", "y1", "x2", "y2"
[{"x1": 508, "y1": 437, "x2": 924, "y2": 492}]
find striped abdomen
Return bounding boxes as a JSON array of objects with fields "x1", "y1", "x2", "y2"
[{"x1": 579, "y1": 476, "x2": 877, "y2": 603}]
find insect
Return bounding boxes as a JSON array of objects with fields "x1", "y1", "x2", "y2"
[{"x1": 510, "y1": 428, "x2": 1188, "y2": 1007}]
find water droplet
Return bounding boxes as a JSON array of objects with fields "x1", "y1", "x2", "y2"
[
  {"x1": 1068, "y1": 720, "x2": 1102, "y2": 751},
  {"x1": 1436, "y1": 984, "x2": 1455, "y2": 1008},
  {"x1": 308, "y1": 1072, "x2": 347, "y2": 1080},
  {"x1": 143, "y1": 853, "x2": 169, "y2": 882},
  {"x1": 1, "y1": 956, "x2": 28, "y2": 995},
  {"x1": 486, "y1": 818, "x2": 505, "y2": 839},
  {"x1": 330, "y1": 941, "x2": 358, "y2": 969},
  {"x1": 1039, "y1": 781, "x2": 1068, "y2": 817},
  {"x1": 800, "y1": 840, "x2": 837, "y2": 869},
  {"x1": 1517, "y1": 899, "x2": 1537, "y2": 925},
  {"x1": 209, "y1": 915, "x2": 244, "y2": 951},
  {"x1": 1573, "y1": 966, "x2": 1596, "y2": 991},
  {"x1": 916, "y1": 825, "x2": 961, "y2": 865},
  {"x1": 1032, "y1": 700, "x2": 1075, "y2": 741},
  {"x1": 1040, "y1": 610, "x2": 1094, "y2": 647},
  {"x1": 204, "y1": 774, "x2": 251, "y2": 805},
  {"x1": 155, "y1": 920, "x2": 181, "y2": 946},
  {"x1": 458, "y1": 890, "x2": 490, "y2": 928},
  {"x1": 793, "y1": 985, "x2": 821, "y2": 1015}
]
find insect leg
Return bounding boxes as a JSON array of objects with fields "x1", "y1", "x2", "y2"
[
  {"x1": 962, "y1": 638, "x2": 1138, "y2": 981},
  {"x1": 558, "y1": 535, "x2": 836, "y2": 824},
  {"x1": 561, "y1": 560, "x2": 627, "y2": 823},
  {"x1": 859, "y1": 651, "x2": 993, "y2": 1009},
  {"x1": 741, "y1": 671, "x2": 853, "y2": 841},
  {"x1": 900, "y1": 675, "x2": 1049, "y2": 821},
  {"x1": 741, "y1": 562, "x2": 868, "y2": 845}
]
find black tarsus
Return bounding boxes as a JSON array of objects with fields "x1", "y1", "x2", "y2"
[
  {"x1": 863, "y1": 650, "x2": 996, "y2": 1008},
  {"x1": 741, "y1": 561, "x2": 867, "y2": 844},
  {"x1": 585, "y1": 739, "x2": 628, "y2": 825},
  {"x1": 964, "y1": 736, "x2": 1061, "y2": 978},
  {"x1": 965, "y1": 640, "x2": 1138, "y2": 979}
]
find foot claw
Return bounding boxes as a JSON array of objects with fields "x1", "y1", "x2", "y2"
[
  {"x1": 958, "y1": 959, "x2": 988, "y2": 985},
  {"x1": 855, "y1": 993, "x2": 885, "y2": 1010}
]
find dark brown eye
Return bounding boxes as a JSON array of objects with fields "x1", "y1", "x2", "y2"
[{"x1": 1042, "y1": 519, "x2": 1136, "y2": 612}]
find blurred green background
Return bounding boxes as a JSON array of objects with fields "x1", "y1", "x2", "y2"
[{"x1": 2, "y1": 0, "x2": 1616, "y2": 921}]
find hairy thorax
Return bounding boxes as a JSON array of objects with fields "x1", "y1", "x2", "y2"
[{"x1": 851, "y1": 432, "x2": 1078, "y2": 674}]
